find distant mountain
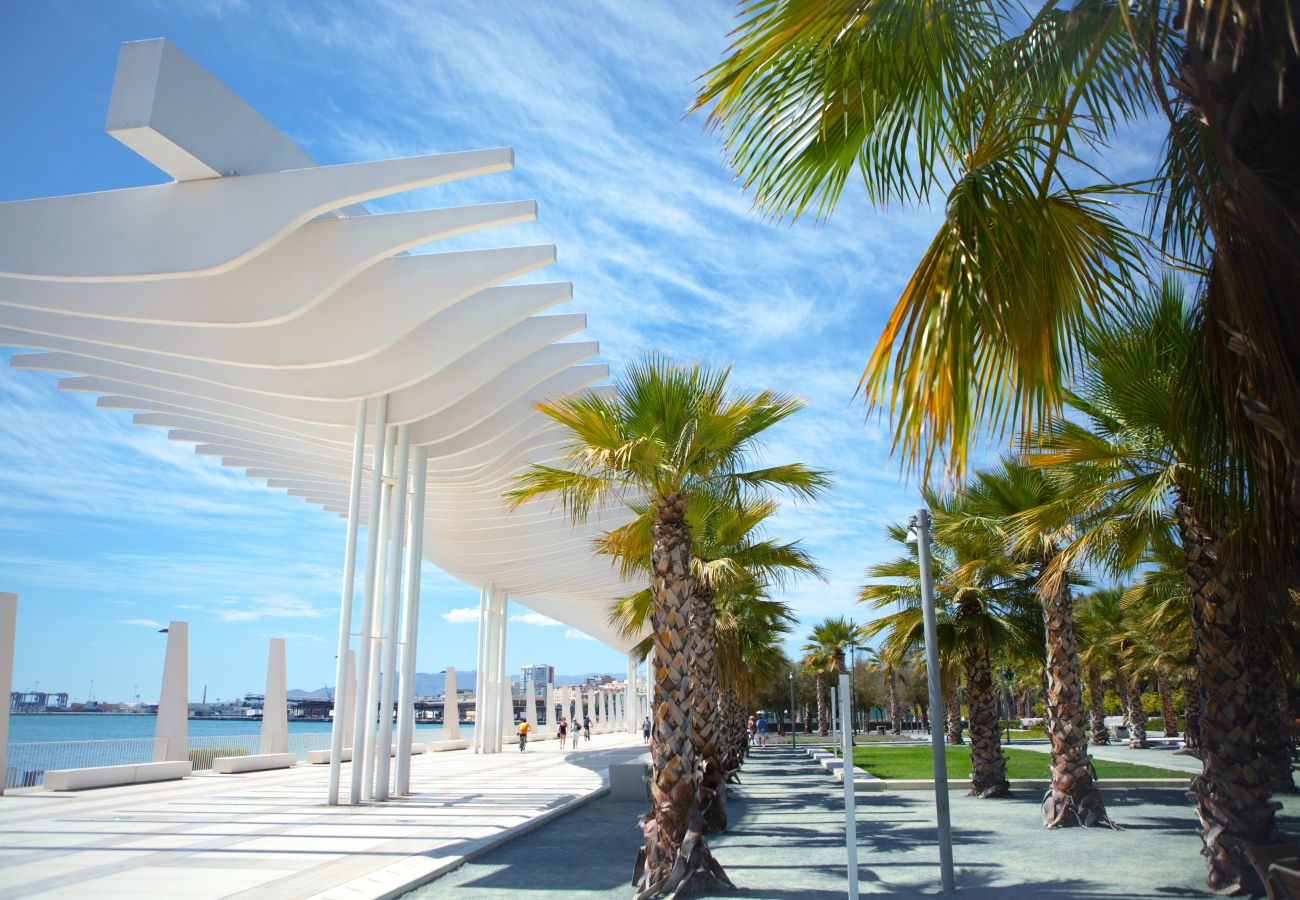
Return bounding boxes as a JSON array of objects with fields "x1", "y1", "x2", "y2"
[{"x1": 289, "y1": 670, "x2": 622, "y2": 698}]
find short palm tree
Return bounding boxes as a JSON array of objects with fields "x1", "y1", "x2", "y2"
[
  {"x1": 862, "y1": 509, "x2": 1042, "y2": 797},
  {"x1": 506, "y1": 354, "x2": 827, "y2": 897},
  {"x1": 801, "y1": 617, "x2": 862, "y2": 736},
  {"x1": 861, "y1": 644, "x2": 905, "y2": 736}
]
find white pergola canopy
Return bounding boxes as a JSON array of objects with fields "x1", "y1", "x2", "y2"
[{"x1": 0, "y1": 39, "x2": 643, "y2": 653}]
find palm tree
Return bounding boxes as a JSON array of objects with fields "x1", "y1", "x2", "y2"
[
  {"x1": 1074, "y1": 590, "x2": 1121, "y2": 746},
  {"x1": 715, "y1": 587, "x2": 797, "y2": 776},
  {"x1": 802, "y1": 618, "x2": 862, "y2": 736},
  {"x1": 1026, "y1": 283, "x2": 1283, "y2": 872},
  {"x1": 862, "y1": 510, "x2": 1041, "y2": 797},
  {"x1": 861, "y1": 645, "x2": 904, "y2": 736},
  {"x1": 959, "y1": 461, "x2": 1114, "y2": 827},
  {"x1": 604, "y1": 495, "x2": 823, "y2": 833},
  {"x1": 506, "y1": 354, "x2": 828, "y2": 897}
]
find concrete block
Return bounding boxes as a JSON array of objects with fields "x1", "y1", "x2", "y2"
[
  {"x1": 44, "y1": 761, "x2": 190, "y2": 791},
  {"x1": 212, "y1": 752, "x2": 295, "y2": 774},
  {"x1": 610, "y1": 761, "x2": 650, "y2": 802},
  {"x1": 426, "y1": 740, "x2": 470, "y2": 752}
]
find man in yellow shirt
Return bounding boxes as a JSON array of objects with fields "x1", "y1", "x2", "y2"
[{"x1": 517, "y1": 720, "x2": 530, "y2": 752}]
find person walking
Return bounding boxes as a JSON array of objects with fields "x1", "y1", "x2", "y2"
[
  {"x1": 642, "y1": 716, "x2": 651, "y2": 743},
  {"x1": 571, "y1": 716, "x2": 582, "y2": 749},
  {"x1": 517, "y1": 719, "x2": 530, "y2": 752},
  {"x1": 756, "y1": 715, "x2": 768, "y2": 747},
  {"x1": 747, "y1": 716, "x2": 756, "y2": 747},
  {"x1": 557, "y1": 716, "x2": 567, "y2": 750},
  {"x1": 582, "y1": 715, "x2": 592, "y2": 741}
]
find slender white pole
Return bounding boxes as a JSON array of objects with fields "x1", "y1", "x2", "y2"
[
  {"x1": 329, "y1": 398, "x2": 367, "y2": 805},
  {"x1": 472, "y1": 586, "x2": 488, "y2": 752},
  {"x1": 350, "y1": 395, "x2": 389, "y2": 805},
  {"x1": 840, "y1": 672, "x2": 858, "y2": 898},
  {"x1": 0, "y1": 594, "x2": 15, "y2": 795},
  {"x1": 831, "y1": 685, "x2": 839, "y2": 753},
  {"x1": 395, "y1": 445, "x2": 427, "y2": 795},
  {"x1": 364, "y1": 429, "x2": 397, "y2": 797},
  {"x1": 496, "y1": 590, "x2": 510, "y2": 751},
  {"x1": 482, "y1": 587, "x2": 499, "y2": 752},
  {"x1": 375, "y1": 425, "x2": 410, "y2": 801},
  {"x1": 154, "y1": 621, "x2": 188, "y2": 762},
  {"x1": 916, "y1": 508, "x2": 955, "y2": 893}
]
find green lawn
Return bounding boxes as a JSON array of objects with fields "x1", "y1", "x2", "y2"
[{"x1": 843, "y1": 745, "x2": 1186, "y2": 780}]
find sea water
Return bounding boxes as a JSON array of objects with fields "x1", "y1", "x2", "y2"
[{"x1": 7, "y1": 713, "x2": 472, "y2": 743}]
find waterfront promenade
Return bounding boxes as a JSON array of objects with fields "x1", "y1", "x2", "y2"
[{"x1": 0, "y1": 732, "x2": 644, "y2": 899}]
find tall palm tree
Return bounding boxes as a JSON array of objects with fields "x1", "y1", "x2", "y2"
[
  {"x1": 861, "y1": 645, "x2": 905, "y2": 736},
  {"x1": 1027, "y1": 283, "x2": 1282, "y2": 876},
  {"x1": 802, "y1": 618, "x2": 862, "y2": 736},
  {"x1": 506, "y1": 354, "x2": 828, "y2": 897},
  {"x1": 1075, "y1": 589, "x2": 1123, "y2": 746},
  {"x1": 604, "y1": 495, "x2": 823, "y2": 833},
  {"x1": 862, "y1": 511, "x2": 1042, "y2": 797},
  {"x1": 960, "y1": 461, "x2": 1115, "y2": 827}
]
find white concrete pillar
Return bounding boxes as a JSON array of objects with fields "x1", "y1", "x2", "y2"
[
  {"x1": 544, "y1": 682, "x2": 556, "y2": 735},
  {"x1": 395, "y1": 445, "x2": 427, "y2": 796},
  {"x1": 328, "y1": 398, "x2": 367, "y2": 805},
  {"x1": 472, "y1": 586, "x2": 488, "y2": 752},
  {"x1": 0, "y1": 594, "x2": 15, "y2": 795},
  {"x1": 375, "y1": 425, "x2": 410, "y2": 801},
  {"x1": 444, "y1": 666, "x2": 460, "y2": 742},
  {"x1": 154, "y1": 621, "x2": 188, "y2": 762},
  {"x1": 361, "y1": 427, "x2": 396, "y2": 799},
  {"x1": 605, "y1": 691, "x2": 613, "y2": 731},
  {"x1": 343, "y1": 650, "x2": 356, "y2": 747},
  {"x1": 626, "y1": 655, "x2": 636, "y2": 734},
  {"x1": 261, "y1": 638, "x2": 288, "y2": 755},
  {"x1": 497, "y1": 591, "x2": 510, "y2": 751},
  {"x1": 350, "y1": 394, "x2": 389, "y2": 804}
]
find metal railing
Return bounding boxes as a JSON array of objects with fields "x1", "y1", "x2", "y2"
[
  {"x1": 5, "y1": 731, "x2": 338, "y2": 786},
  {"x1": 4, "y1": 737, "x2": 167, "y2": 789}
]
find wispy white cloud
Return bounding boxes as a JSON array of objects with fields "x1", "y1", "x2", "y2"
[
  {"x1": 564, "y1": 629, "x2": 595, "y2": 641},
  {"x1": 510, "y1": 612, "x2": 562, "y2": 627},
  {"x1": 117, "y1": 618, "x2": 163, "y2": 628},
  {"x1": 210, "y1": 594, "x2": 325, "y2": 623},
  {"x1": 442, "y1": 607, "x2": 480, "y2": 624}
]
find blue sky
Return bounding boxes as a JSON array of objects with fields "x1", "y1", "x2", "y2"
[{"x1": 0, "y1": 2, "x2": 1158, "y2": 703}]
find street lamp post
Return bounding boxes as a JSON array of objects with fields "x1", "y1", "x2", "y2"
[
  {"x1": 788, "y1": 671, "x2": 797, "y2": 750},
  {"x1": 908, "y1": 508, "x2": 955, "y2": 894}
]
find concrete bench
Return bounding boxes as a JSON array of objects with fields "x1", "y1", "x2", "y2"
[
  {"x1": 212, "y1": 752, "x2": 296, "y2": 774},
  {"x1": 44, "y1": 760, "x2": 191, "y2": 791},
  {"x1": 426, "y1": 740, "x2": 470, "y2": 752},
  {"x1": 610, "y1": 754, "x2": 651, "y2": 802},
  {"x1": 307, "y1": 744, "x2": 431, "y2": 764}
]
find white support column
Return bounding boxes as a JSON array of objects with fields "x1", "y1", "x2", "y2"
[
  {"x1": 328, "y1": 399, "x2": 367, "y2": 805},
  {"x1": 375, "y1": 425, "x2": 410, "y2": 801},
  {"x1": 544, "y1": 681, "x2": 556, "y2": 736},
  {"x1": 395, "y1": 445, "x2": 427, "y2": 796},
  {"x1": 343, "y1": 650, "x2": 356, "y2": 747},
  {"x1": 0, "y1": 594, "x2": 15, "y2": 796},
  {"x1": 154, "y1": 621, "x2": 188, "y2": 762},
  {"x1": 496, "y1": 590, "x2": 510, "y2": 751},
  {"x1": 626, "y1": 654, "x2": 636, "y2": 734},
  {"x1": 261, "y1": 638, "x2": 288, "y2": 754},
  {"x1": 443, "y1": 665, "x2": 460, "y2": 742},
  {"x1": 605, "y1": 691, "x2": 613, "y2": 731},
  {"x1": 362, "y1": 428, "x2": 396, "y2": 799},
  {"x1": 472, "y1": 586, "x2": 488, "y2": 752},
  {"x1": 350, "y1": 395, "x2": 389, "y2": 805},
  {"x1": 481, "y1": 586, "x2": 500, "y2": 753}
]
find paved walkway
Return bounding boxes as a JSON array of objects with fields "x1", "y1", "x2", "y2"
[
  {"x1": 0, "y1": 732, "x2": 646, "y2": 899},
  {"x1": 416, "y1": 745, "x2": 1300, "y2": 898}
]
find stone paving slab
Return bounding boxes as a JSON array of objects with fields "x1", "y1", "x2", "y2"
[
  {"x1": 415, "y1": 745, "x2": 1300, "y2": 898},
  {"x1": 0, "y1": 732, "x2": 645, "y2": 900}
]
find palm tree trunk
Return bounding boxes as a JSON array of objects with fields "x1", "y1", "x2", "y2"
[
  {"x1": 634, "y1": 495, "x2": 729, "y2": 897},
  {"x1": 964, "y1": 641, "x2": 1009, "y2": 797},
  {"x1": 888, "y1": 672, "x2": 901, "y2": 735},
  {"x1": 1126, "y1": 671, "x2": 1149, "y2": 749},
  {"x1": 1184, "y1": 667, "x2": 1203, "y2": 754},
  {"x1": 945, "y1": 677, "x2": 964, "y2": 745},
  {"x1": 1179, "y1": 504, "x2": 1278, "y2": 893},
  {"x1": 816, "y1": 677, "x2": 827, "y2": 736},
  {"x1": 1115, "y1": 662, "x2": 1130, "y2": 731},
  {"x1": 1086, "y1": 664, "x2": 1110, "y2": 745},
  {"x1": 690, "y1": 581, "x2": 727, "y2": 835},
  {"x1": 1037, "y1": 558, "x2": 1114, "y2": 828},
  {"x1": 1244, "y1": 599, "x2": 1295, "y2": 794},
  {"x1": 1157, "y1": 669, "x2": 1179, "y2": 738}
]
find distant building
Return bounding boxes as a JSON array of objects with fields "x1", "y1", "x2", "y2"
[
  {"x1": 583, "y1": 674, "x2": 615, "y2": 687},
  {"x1": 520, "y1": 663, "x2": 554, "y2": 686}
]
